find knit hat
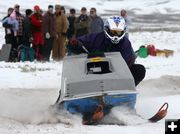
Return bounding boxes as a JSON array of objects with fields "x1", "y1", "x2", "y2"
[
  {"x1": 55, "y1": 4, "x2": 61, "y2": 9},
  {"x1": 25, "y1": 9, "x2": 33, "y2": 16},
  {"x1": 34, "y1": 5, "x2": 40, "y2": 11},
  {"x1": 48, "y1": 5, "x2": 53, "y2": 9},
  {"x1": 70, "y1": 8, "x2": 76, "y2": 14}
]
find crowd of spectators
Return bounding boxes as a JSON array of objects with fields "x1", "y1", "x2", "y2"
[{"x1": 1, "y1": 4, "x2": 129, "y2": 62}]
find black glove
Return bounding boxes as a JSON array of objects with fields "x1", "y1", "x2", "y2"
[{"x1": 69, "y1": 37, "x2": 83, "y2": 47}]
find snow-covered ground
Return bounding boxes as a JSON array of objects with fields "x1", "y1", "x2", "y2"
[
  {"x1": 1, "y1": 0, "x2": 180, "y2": 134},
  {"x1": 0, "y1": 31, "x2": 180, "y2": 134}
]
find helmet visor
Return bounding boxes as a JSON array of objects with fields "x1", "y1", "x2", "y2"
[{"x1": 110, "y1": 29, "x2": 123, "y2": 37}]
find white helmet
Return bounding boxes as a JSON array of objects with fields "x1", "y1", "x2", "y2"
[{"x1": 104, "y1": 16, "x2": 126, "y2": 44}]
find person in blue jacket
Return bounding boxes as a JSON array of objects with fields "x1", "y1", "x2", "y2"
[{"x1": 67, "y1": 16, "x2": 145, "y2": 86}]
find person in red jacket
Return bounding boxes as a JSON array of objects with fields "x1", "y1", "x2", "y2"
[{"x1": 31, "y1": 5, "x2": 44, "y2": 61}]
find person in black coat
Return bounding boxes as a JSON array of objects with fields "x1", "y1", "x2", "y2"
[
  {"x1": 23, "y1": 9, "x2": 33, "y2": 47},
  {"x1": 67, "y1": 8, "x2": 76, "y2": 39},
  {"x1": 2, "y1": 7, "x2": 18, "y2": 61},
  {"x1": 2, "y1": 8, "x2": 16, "y2": 46}
]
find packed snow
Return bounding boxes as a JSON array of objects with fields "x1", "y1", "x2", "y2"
[{"x1": 0, "y1": 0, "x2": 180, "y2": 134}]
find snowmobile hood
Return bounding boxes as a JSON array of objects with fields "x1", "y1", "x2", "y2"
[{"x1": 58, "y1": 52, "x2": 136, "y2": 102}]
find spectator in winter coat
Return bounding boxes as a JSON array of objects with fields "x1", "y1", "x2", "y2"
[
  {"x1": 66, "y1": 8, "x2": 76, "y2": 55},
  {"x1": 89, "y1": 8, "x2": 104, "y2": 33},
  {"x1": 120, "y1": 9, "x2": 131, "y2": 39},
  {"x1": 67, "y1": 8, "x2": 76, "y2": 39},
  {"x1": 42, "y1": 5, "x2": 57, "y2": 61},
  {"x1": 14, "y1": 4, "x2": 24, "y2": 47},
  {"x1": 52, "y1": 4, "x2": 68, "y2": 60},
  {"x1": 67, "y1": 16, "x2": 145, "y2": 86},
  {"x1": 2, "y1": 7, "x2": 17, "y2": 61},
  {"x1": 31, "y1": 5, "x2": 44, "y2": 61},
  {"x1": 2, "y1": 8, "x2": 15, "y2": 44},
  {"x1": 22, "y1": 9, "x2": 33, "y2": 47},
  {"x1": 74, "y1": 7, "x2": 91, "y2": 37}
]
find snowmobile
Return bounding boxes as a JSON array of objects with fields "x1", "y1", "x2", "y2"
[{"x1": 55, "y1": 52, "x2": 168, "y2": 125}]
